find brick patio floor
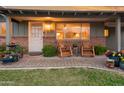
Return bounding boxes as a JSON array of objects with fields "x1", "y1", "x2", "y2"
[{"x1": 0, "y1": 55, "x2": 124, "y2": 73}]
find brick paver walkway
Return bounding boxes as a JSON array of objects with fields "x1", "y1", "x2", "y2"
[
  {"x1": 0, "y1": 55, "x2": 106, "y2": 67},
  {"x1": 0, "y1": 55, "x2": 123, "y2": 73}
]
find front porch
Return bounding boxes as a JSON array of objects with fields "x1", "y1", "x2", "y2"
[{"x1": 0, "y1": 8, "x2": 124, "y2": 52}]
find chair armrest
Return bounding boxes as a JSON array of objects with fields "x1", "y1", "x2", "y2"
[{"x1": 69, "y1": 46, "x2": 73, "y2": 56}]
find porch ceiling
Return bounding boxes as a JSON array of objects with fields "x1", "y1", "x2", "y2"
[
  {"x1": 12, "y1": 16, "x2": 109, "y2": 22},
  {"x1": 1, "y1": 6, "x2": 124, "y2": 19}
]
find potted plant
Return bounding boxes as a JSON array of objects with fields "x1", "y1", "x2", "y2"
[
  {"x1": 110, "y1": 52, "x2": 121, "y2": 67},
  {"x1": 3, "y1": 50, "x2": 11, "y2": 54},
  {"x1": 0, "y1": 51, "x2": 5, "y2": 61},
  {"x1": 119, "y1": 56, "x2": 124, "y2": 70},
  {"x1": 0, "y1": 45, "x2": 6, "y2": 59},
  {"x1": 2, "y1": 51, "x2": 19, "y2": 63},
  {"x1": 105, "y1": 51, "x2": 120, "y2": 67},
  {"x1": 73, "y1": 42, "x2": 78, "y2": 48},
  {"x1": 1, "y1": 49, "x2": 20, "y2": 63},
  {"x1": 106, "y1": 58, "x2": 115, "y2": 68},
  {"x1": 14, "y1": 45, "x2": 23, "y2": 58},
  {"x1": 2, "y1": 55, "x2": 16, "y2": 63}
]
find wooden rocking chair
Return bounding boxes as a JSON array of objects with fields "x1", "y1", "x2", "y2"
[
  {"x1": 81, "y1": 41, "x2": 95, "y2": 57},
  {"x1": 57, "y1": 41, "x2": 73, "y2": 57}
]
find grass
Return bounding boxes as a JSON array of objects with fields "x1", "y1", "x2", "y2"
[{"x1": 0, "y1": 68, "x2": 124, "y2": 86}]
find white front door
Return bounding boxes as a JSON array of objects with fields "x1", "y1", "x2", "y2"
[{"x1": 29, "y1": 22, "x2": 43, "y2": 52}]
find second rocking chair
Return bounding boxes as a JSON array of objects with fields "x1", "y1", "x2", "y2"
[{"x1": 81, "y1": 41, "x2": 95, "y2": 57}]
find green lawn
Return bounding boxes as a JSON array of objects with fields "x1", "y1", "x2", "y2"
[{"x1": 0, "y1": 68, "x2": 124, "y2": 86}]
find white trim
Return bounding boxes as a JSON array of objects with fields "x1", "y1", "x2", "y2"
[{"x1": 28, "y1": 21, "x2": 31, "y2": 53}]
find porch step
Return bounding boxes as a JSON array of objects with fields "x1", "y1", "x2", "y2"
[{"x1": 29, "y1": 52, "x2": 42, "y2": 56}]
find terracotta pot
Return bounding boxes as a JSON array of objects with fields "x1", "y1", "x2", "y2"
[
  {"x1": 106, "y1": 59, "x2": 115, "y2": 68},
  {"x1": 0, "y1": 53, "x2": 5, "y2": 59},
  {"x1": 18, "y1": 52, "x2": 23, "y2": 58},
  {"x1": 121, "y1": 50, "x2": 124, "y2": 54}
]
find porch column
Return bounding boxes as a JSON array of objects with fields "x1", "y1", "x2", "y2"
[
  {"x1": 6, "y1": 17, "x2": 12, "y2": 50},
  {"x1": 3, "y1": 17, "x2": 12, "y2": 50},
  {"x1": 0, "y1": 14, "x2": 12, "y2": 50},
  {"x1": 116, "y1": 16, "x2": 121, "y2": 52},
  {"x1": 0, "y1": 22, "x2": 1, "y2": 33}
]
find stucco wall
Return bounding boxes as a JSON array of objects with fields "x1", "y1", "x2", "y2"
[
  {"x1": 106, "y1": 27, "x2": 116, "y2": 50},
  {"x1": 121, "y1": 28, "x2": 124, "y2": 50},
  {"x1": 106, "y1": 27, "x2": 124, "y2": 50},
  {"x1": 90, "y1": 22, "x2": 106, "y2": 46}
]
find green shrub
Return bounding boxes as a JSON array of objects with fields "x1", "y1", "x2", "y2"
[
  {"x1": 42, "y1": 45, "x2": 57, "y2": 57},
  {"x1": 0, "y1": 45, "x2": 6, "y2": 52},
  {"x1": 3, "y1": 50, "x2": 11, "y2": 54},
  {"x1": 15, "y1": 44, "x2": 23, "y2": 53},
  {"x1": 94, "y1": 45, "x2": 108, "y2": 55}
]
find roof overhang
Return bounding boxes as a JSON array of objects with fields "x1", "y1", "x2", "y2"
[
  {"x1": 0, "y1": 6, "x2": 124, "y2": 20},
  {"x1": 2, "y1": 6, "x2": 124, "y2": 12}
]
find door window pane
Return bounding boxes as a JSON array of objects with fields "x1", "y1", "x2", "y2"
[{"x1": 32, "y1": 26, "x2": 42, "y2": 38}]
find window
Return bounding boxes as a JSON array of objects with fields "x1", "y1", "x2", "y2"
[
  {"x1": 56, "y1": 23, "x2": 64, "y2": 40},
  {"x1": 56, "y1": 23, "x2": 90, "y2": 40},
  {"x1": 64, "y1": 23, "x2": 81, "y2": 39},
  {"x1": 13, "y1": 22, "x2": 28, "y2": 37},
  {"x1": 0, "y1": 22, "x2": 6, "y2": 36},
  {"x1": 81, "y1": 24, "x2": 90, "y2": 40}
]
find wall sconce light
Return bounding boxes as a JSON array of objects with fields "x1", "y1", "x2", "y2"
[
  {"x1": 44, "y1": 22, "x2": 55, "y2": 32},
  {"x1": 57, "y1": 33, "x2": 60, "y2": 36},
  {"x1": 44, "y1": 23, "x2": 51, "y2": 32},
  {"x1": 104, "y1": 29, "x2": 109, "y2": 37},
  {"x1": 75, "y1": 33, "x2": 79, "y2": 37}
]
